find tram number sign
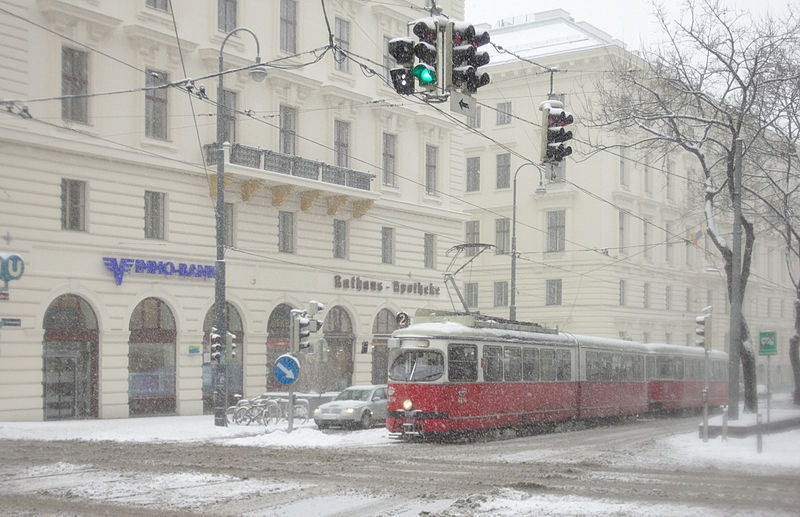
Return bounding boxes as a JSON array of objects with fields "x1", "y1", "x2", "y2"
[
  {"x1": 759, "y1": 331, "x2": 777, "y2": 356},
  {"x1": 396, "y1": 311, "x2": 410, "y2": 328}
]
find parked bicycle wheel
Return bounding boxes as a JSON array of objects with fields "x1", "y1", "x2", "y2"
[
  {"x1": 263, "y1": 401, "x2": 282, "y2": 427},
  {"x1": 235, "y1": 406, "x2": 252, "y2": 425},
  {"x1": 225, "y1": 406, "x2": 237, "y2": 424},
  {"x1": 293, "y1": 404, "x2": 309, "y2": 425}
]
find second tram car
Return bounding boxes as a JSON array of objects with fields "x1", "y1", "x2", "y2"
[{"x1": 386, "y1": 311, "x2": 728, "y2": 437}]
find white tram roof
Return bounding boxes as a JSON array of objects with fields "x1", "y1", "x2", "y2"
[{"x1": 642, "y1": 342, "x2": 728, "y2": 361}]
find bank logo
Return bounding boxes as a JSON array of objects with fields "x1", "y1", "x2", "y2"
[{"x1": 103, "y1": 257, "x2": 134, "y2": 285}]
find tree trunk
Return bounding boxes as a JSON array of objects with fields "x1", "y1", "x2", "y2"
[
  {"x1": 791, "y1": 296, "x2": 800, "y2": 405},
  {"x1": 740, "y1": 318, "x2": 758, "y2": 412}
]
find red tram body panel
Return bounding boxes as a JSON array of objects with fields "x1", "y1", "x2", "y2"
[{"x1": 387, "y1": 312, "x2": 729, "y2": 438}]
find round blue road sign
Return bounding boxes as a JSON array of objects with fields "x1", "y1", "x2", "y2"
[{"x1": 274, "y1": 354, "x2": 300, "y2": 385}]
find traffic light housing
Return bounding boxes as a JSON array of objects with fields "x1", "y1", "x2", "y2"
[
  {"x1": 695, "y1": 307, "x2": 712, "y2": 350},
  {"x1": 226, "y1": 332, "x2": 236, "y2": 359},
  {"x1": 451, "y1": 23, "x2": 490, "y2": 94},
  {"x1": 540, "y1": 101, "x2": 574, "y2": 163},
  {"x1": 413, "y1": 18, "x2": 439, "y2": 89},
  {"x1": 210, "y1": 327, "x2": 223, "y2": 362},
  {"x1": 388, "y1": 37, "x2": 415, "y2": 95},
  {"x1": 291, "y1": 307, "x2": 324, "y2": 352}
]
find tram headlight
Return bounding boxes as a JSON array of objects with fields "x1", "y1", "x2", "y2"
[{"x1": 402, "y1": 399, "x2": 414, "y2": 411}]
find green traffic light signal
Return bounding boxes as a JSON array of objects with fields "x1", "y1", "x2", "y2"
[{"x1": 412, "y1": 64, "x2": 435, "y2": 85}]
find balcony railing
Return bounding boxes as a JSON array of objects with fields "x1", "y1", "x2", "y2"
[{"x1": 204, "y1": 143, "x2": 373, "y2": 192}]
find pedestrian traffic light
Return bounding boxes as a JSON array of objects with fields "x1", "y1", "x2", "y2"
[
  {"x1": 210, "y1": 327, "x2": 223, "y2": 362},
  {"x1": 540, "y1": 102, "x2": 574, "y2": 163},
  {"x1": 695, "y1": 306, "x2": 712, "y2": 350},
  {"x1": 413, "y1": 18, "x2": 438, "y2": 89},
  {"x1": 388, "y1": 37, "x2": 415, "y2": 95}
]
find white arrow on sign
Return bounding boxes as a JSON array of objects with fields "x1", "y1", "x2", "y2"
[{"x1": 276, "y1": 361, "x2": 295, "y2": 379}]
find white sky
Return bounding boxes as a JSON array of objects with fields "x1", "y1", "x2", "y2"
[{"x1": 464, "y1": 0, "x2": 793, "y2": 50}]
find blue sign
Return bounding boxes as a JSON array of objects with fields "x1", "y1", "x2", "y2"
[
  {"x1": 1, "y1": 254, "x2": 24, "y2": 282},
  {"x1": 274, "y1": 354, "x2": 300, "y2": 385},
  {"x1": 103, "y1": 257, "x2": 215, "y2": 285}
]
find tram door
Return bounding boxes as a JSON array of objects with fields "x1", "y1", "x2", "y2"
[{"x1": 43, "y1": 353, "x2": 78, "y2": 419}]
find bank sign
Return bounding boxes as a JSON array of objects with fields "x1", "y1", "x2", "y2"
[{"x1": 103, "y1": 257, "x2": 215, "y2": 285}]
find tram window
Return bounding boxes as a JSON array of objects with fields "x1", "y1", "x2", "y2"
[
  {"x1": 656, "y1": 357, "x2": 673, "y2": 379},
  {"x1": 448, "y1": 343, "x2": 478, "y2": 382},
  {"x1": 556, "y1": 349, "x2": 571, "y2": 381},
  {"x1": 388, "y1": 350, "x2": 444, "y2": 382},
  {"x1": 632, "y1": 355, "x2": 644, "y2": 381},
  {"x1": 621, "y1": 355, "x2": 634, "y2": 381},
  {"x1": 675, "y1": 359, "x2": 684, "y2": 379},
  {"x1": 540, "y1": 349, "x2": 556, "y2": 381},
  {"x1": 522, "y1": 348, "x2": 539, "y2": 381},
  {"x1": 483, "y1": 345, "x2": 503, "y2": 382},
  {"x1": 504, "y1": 346, "x2": 522, "y2": 381},
  {"x1": 646, "y1": 357, "x2": 656, "y2": 380}
]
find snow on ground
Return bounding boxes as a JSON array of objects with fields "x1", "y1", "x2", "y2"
[{"x1": 1, "y1": 396, "x2": 799, "y2": 516}]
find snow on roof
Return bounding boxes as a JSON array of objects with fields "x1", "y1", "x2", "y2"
[{"x1": 484, "y1": 9, "x2": 624, "y2": 66}]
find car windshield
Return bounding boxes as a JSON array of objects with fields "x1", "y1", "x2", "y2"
[
  {"x1": 389, "y1": 350, "x2": 444, "y2": 381},
  {"x1": 334, "y1": 389, "x2": 372, "y2": 401}
]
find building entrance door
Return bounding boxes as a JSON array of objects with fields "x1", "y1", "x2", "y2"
[{"x1": 43, "y1": 354, "x2": 78, "y2": 420}]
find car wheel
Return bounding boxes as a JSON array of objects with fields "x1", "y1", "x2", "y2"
[
  {"x1": 360, "y1": 411, "x2": 372, "y2": 429},
  {"x1": 316, "y1": 422, "x2": 328, "y2": 429}
]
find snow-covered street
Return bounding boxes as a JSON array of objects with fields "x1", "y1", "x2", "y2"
[{"x1": 2, "y1": 400, "x2": 799, "y2": 516}]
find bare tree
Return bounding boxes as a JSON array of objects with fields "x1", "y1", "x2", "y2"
[{"x1": 590, "y1": 0, "x2": 800, "y2": 411}]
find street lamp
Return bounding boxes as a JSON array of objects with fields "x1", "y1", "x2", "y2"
[
  {"x1": 510, "y1": 162, "x2": 546, "y2": 321},
  {"x1": 214, "y1": 27, "x2": 267, "y2": 427}
]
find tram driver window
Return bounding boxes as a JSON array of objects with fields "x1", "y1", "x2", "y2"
[
  {"x1": 448, "y1": 344, "x2": 478, "y2": 382},
  {"x1": 483, "y1": 346, "x2": 503, "y2": 382}
]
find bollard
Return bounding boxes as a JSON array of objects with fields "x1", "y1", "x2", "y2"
[
  {"x1": 756, "y1": 413, "x2": 763, "y2": 454},
  {"x1": 722, "y1": 406, "x2": 728, "y2": 441}
]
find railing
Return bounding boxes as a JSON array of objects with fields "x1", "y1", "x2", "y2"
[{"x1": 203, "y1": 144, "x2": 373, "y2": 191}]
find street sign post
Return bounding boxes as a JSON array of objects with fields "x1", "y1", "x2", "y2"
[{"x1": 758, "y1": 331, "x2": 776, "y2": 424}]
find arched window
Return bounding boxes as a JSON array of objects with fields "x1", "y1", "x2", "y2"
[
  {"x1": 370, "y1": 308, "x2": 398, "y2": 384},
  {"x1": 128, "y1": 297, "x2": 176, "y2": 416},
  {"x1": 43, "y1": 294, "x2": 99, "y2": 420}
]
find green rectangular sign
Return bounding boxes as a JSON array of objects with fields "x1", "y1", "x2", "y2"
[{"x1": 759, "y1": 331, "x2": 777, "y2": 356}]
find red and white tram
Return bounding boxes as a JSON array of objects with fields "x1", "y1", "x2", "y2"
[{"x1": 386, "y1": 311, "x2": 728, "y2": 437}]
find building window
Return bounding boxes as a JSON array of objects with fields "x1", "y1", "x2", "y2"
[
  {"x1": 685, "y1": 287, "x2": 691, "y2": 312},
  {"x1": 224, "y1": 202, "x2": 234, "y2": 247},
  {"x1": 619, "y1": 147, "x2": 627, "y2": 186},
  {"x1": 146, "y1": 0, "x2": 169, "y2": 11},
  {"x1": 280, "y1": 0, "x2": 297, "y2": 53},
  {"x1": 382, "y1": 133, "x2": 397, "y2": 187},
  {"x1": 220, "y1": 89, "x2": 236, "y2": 144},
  {"x1": 464, "y1": 282, "x2": 478, "y2": 308},
  {"x1": 333, "y1": 219, "x2": 347, "y2": 259},
  {"x1": 279, "y1": 211, "x2": 294, "y2": 253},
  {"x1": 334, "y1": 119, "x2": 349, "y2": 167},
  {"x1": 618, "y1": 210, "x2": 626, "y2": 254},
  {"x1": 619, "y1": 279, "x2": 626, "y2": 306},
  {"x1": 666, "y1": 160, "x2": 673, "y2": 200},
  {"x1": 496, "y1": 101, "x2": 511, "y2": 125},
  {"x1": 424, "y1": 233, "x2": 435, "y2": 269},
  {"x1": 546, "y1": 279, "x2": 562, "y2": 306},
  {"x1": 218, "y1": 0, "x2": 236, "y2": 32},
  {"x1": 334, "y1": 18, "x2": 350, "y2": 73},
  {"x1": 425, "y1": 144, "x2": 438, "y2": 195},
  {"x1": 145, "y1": 69, "x2": 168, "y2": 140},
  {"x1": 642, "y1": 218, "x2": 650, "y2": 259},
  {"x1": 496, "y1": 153, "x2": 510, "y2": 189},
  {"x1": 644, "y1": 161, "x2": 652, "y2": 193},
  {"x1": 144, "y1": 191, "x2": 165, "y2": 240},
  {"x1": 665, "y1": 223, "x2": 673, "y2": 262},
  {"x1": 665, "y1": 285, "x2": 672, "y2": 311},
  {"x1": 465, "y1": 220, "x2": 479, "y2": 256},
  {"x1": 665, "y1": 332, "x2": 671, "y2": 344},
  {"x1": 381, "y1": 227, "x2": 394, "y2": 264},
  {"x1": 466, "y1": 106, "x2": 481, "y2": 128},
  {"x1": 466, "y1": 157, "x2": 480, "y2": 192},
  {"x1": 643, "y1": 283, "x2": 650, "y2": 309},
  {"x1": 279, "y1": 105, "x2": 296, "y2": 155},
  {"x1": 707, "y1": 289, "x2": 713, "y2": 311},
  {"x1": 62, "y1": 47, "x2": 87, "y2": 123},
  {"x1": 495, "y1": 218, "x2": 510, "y2": 255},
  {"x1": 546, "y1": 210, "x2": 565, "y2": 252},
  {"x1": 61, "y1": 178, "x2": 86, "y2": 231},
  {"x1": 494, "y1": 281, "x2": 508, "y2": 307}
]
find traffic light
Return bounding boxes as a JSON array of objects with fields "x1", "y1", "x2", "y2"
[
  {"x1": 210, "y1": 327, "x2": 223, "y2": 362},
  {"x1": 695, "y1": 306, "x2": 712, "y2": 350},
  {"x1": 388, "y1": 37, "x2": 415, "y2": 95},
  {"x1": 413, "y1": 18, "x2": 439, "y2": 89},
  {"x1": 451, "y1": 22, "x2": 476, "y2": 90},
  {"x1": 298, "y1": 316, "x2": 323, "y2": 351},
  {"x1": 226, "y1": 332, "x2": 236, "y2": 359},
  {"x1": 540, "y1": 102, "x2": 574, "y2": 163},
  {"x1": 463, "y1": 28, "x2": 490, "y2": 94}
]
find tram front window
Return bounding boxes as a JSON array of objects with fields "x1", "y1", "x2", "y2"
[{"x1": 389, "y1": 350, "x2": 444, "y2": 382}]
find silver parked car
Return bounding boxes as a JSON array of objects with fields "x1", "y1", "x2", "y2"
[{"x1": 313, "y1": 384, "x2": 388, "y2": 429}]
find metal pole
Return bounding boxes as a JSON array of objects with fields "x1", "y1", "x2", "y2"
[
  {"x1": 703, "y1": 346, "x2": 709, "y2": 442},
  {"x1": 213, "y1": 28, "x2": 263, "y2": 427},
  {"x1": 728, "y1": 138, "x2": 743, "y2": 420}
]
